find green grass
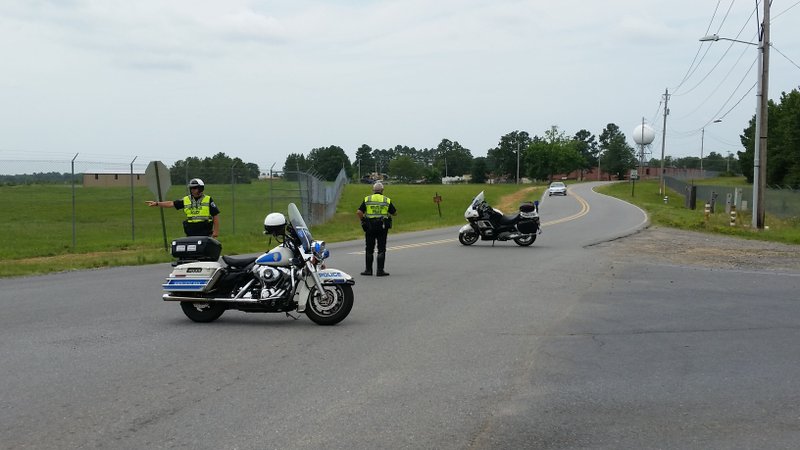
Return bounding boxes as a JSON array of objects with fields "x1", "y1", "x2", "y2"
[
  {"x1": 597, "y1": 179, "x2": 800, "y2": 244},
  {"x1": 2, "y1": 182, "x2": 539, "y2": 277},
  {"x1": 6, "y1": 178, "x2": 795, "y2": 277}
]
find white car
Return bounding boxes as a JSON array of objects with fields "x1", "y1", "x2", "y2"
[{"x1": 547, "y1": 181, "x2": 567, "y2": 196}]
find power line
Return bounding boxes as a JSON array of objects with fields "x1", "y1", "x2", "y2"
[
  {"x1": 674, "y1": 5, "x2": 757, "y2": 97},
  {"x1": 772, "y1": 0, "x2": 800, "y2": 20},
  {"x1": 718, "y1": 80, "x2": 758, "y2": 121},
  {"x1": 671, "y1": 0, "x2": 725, "y2": 94},
  {"x1": 771, "y1": 43, "x2": 800, "y2": 71},
  {"x1": 650, "y1": 101, "x2": 663, "y2": 126},
  {"x1": 676, "y1": 52, "x2": 758, "y2": 121}
]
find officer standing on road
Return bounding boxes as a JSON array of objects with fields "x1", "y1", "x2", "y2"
[
  {"x1": 357, "y1": 181, "x2": 397, "y2": 277},
  {"x1": 146, "y1": 178, "x2": 220, "y2": 238}
]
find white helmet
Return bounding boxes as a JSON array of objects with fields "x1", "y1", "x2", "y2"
[
  {"x1": 188, "y1": 178, "x2": 205, "y2": 192},
  {"x1": 263, "y1": 212, "x2": 287, "y2": 236}
]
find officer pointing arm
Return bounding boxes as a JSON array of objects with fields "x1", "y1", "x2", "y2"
[{"x1": 146, "y1": 178, "x2": 220, "y2": 238}]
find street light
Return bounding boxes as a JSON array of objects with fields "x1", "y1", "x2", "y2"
[
  {"x1": 699, "y1": 0, "x2": 770, "y2": 229},
  {"x1": 700, "y1": 119, "x2": 722, "y2": 177}
]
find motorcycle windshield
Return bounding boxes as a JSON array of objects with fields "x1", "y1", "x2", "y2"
[
  {"x1": 288, "y1": 203, "x2": 313, "y2": 252},
  {"x1": 466, "y1": 191, "x2": 485, "y2": 214}
]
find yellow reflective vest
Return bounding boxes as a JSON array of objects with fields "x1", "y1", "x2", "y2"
[
  {"x1": 363, "y1": 194, "x2": 391, "y2": 219},
  {"x1": 182, "y1": 195, "x2": 212, "y2": 223}
]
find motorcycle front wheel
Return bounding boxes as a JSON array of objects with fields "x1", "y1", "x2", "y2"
[
  {"x1": 180, "y1": 301, "x2": 226, "y2": 323},
  {"x1": 514, "y1": 234, "x2": 536, "y2": 246},
  {"x1": 458, "y1": 229, "x2": 479, "y2": 246},
  {"x1": 305, "y1": 284, "x2": 354, "y2": 326}
]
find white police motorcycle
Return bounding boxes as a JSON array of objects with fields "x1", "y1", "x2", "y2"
[{"x1": 161, "y1": 203, "x2": 354, "y2": 325}]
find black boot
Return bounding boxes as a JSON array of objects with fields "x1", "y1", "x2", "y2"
[
  {"x1": 376, "y1": 252, "x2": 389, "y2": 276},
  {"x1": 361, "y1": 253, "x2": 373, "y2": 276}
]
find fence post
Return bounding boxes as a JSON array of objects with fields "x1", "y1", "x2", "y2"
[
  {"x1": 725, "y1": 193, "x2": 732, "y2": 214},
  {"x1": 71, "y1": 153, "x2": 79, "y2": 249},
  {"x1": 231, "y1": 162, "x2": 237, "y2": 234}
]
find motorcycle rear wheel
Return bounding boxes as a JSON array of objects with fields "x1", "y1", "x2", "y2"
[
  {"x1": 180, "y1": 301, "x2": 226, "y2": 323},
  {"x1": 459, "y1": 230, "x2": 479, "y2": 246},
  {"x1": 305, "y1": 284, "x2": 354, "y2": 326},
  {"x1": 514, "y1": 234, "x2": 536, "y2": 246}
]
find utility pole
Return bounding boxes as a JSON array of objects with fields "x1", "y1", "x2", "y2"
[
  {"x1": 753, "y1": 0, "x2": 770, "y2": 229},
  {"x1": 659, "y1": 88, "x2": 669, "y2": 195},
  {"x1": 638, "y1": 117, "x2": 646, "y2": 174},
  {"x1": 700, "y1": 127, "x2": 705, "y2": 176}
]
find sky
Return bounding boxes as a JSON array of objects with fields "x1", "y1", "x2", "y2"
[{"x1": 1, "y1": 0, "x2": 798, "y2": 174}]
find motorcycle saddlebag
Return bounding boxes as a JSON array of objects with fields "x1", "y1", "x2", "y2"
[
  {"x1": 171, "y1": 237, "x2": 222, "y2": 262},
  {"x1": 516, "y1": 218, "x2": 538, "y2": 234}
]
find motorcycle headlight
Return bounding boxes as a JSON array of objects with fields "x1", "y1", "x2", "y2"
[{"x1": 313, "y1": 241, "x2": 327, "y2": 259}]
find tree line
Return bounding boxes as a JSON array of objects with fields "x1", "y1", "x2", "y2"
[
  {"x1": 739, "y1": 88, "x2": 800, "y2": 188},
  {"x1": 168, "y1": 152, "x2": 260, "y2": 185},
  {"x1": 282, "y1": 88, "x2": 800, "y2": 188},
  {"x1": 283, "y1": 123, "x2": 638, "y2": 184}
]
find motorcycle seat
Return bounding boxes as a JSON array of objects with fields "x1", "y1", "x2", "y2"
[
  {"x1": 222, "y1": 255, "x2": 258, "y2": 268},
  {"x1": 498, "y1": 212, "x2": 520, "y2": 226}
]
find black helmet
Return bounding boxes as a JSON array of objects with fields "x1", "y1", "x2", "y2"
[{"x1": 188, "y1": 178, "x2": 205, "y2": 192}]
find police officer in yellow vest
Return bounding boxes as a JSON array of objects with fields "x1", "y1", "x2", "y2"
[
  {"x1": 356, "y1": 181, "x2": 397, "y2": 276},
  {"x1": 146, "y1": 178, "x2": 220, "y2": 238}
]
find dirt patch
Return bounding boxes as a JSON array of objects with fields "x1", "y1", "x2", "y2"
[
  {"x1": 597, "y1": 226, "x2": 800, "y2": 272},
  {"x1": 497, "y1": 187, "x2": 540, "y2": 212}
]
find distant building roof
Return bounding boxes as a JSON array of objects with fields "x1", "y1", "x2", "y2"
[{"x1": 83, "y1": 170, "x2": 146, "y2": 175}]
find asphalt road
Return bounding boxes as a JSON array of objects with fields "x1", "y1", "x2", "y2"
[{"x1": 2, "y1": 182, "x2": 799, "y2": 449}]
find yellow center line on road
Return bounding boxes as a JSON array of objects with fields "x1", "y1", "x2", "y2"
[
  {"x1": 349, "y1": 191, "x2": 591, "y2": 254},
  {"x1": 349, "y1": 239, "x2": 455, "y2": 254},
  {"x1": 540, "y1": 191, "x2": 590, "y2": 226}
]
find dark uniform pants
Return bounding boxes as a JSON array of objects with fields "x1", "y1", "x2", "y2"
[
  {"x1": 365, "y1": 228, "x2": 388, "y2": 255},
  {"x1": 364, "y1": 222, "x2": 389, "y2": 272}
]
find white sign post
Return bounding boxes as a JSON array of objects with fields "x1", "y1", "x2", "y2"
[{"x1": 629, "y1": 169, "x2": 640, "y2": 197}]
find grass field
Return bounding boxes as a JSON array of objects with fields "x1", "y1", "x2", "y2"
[
  {"x1": 2, "y1": 182, "x2": 538, "y2": 277},
  {"x1": 5, "y1": 178, "x2": 796, "y2": 277}
]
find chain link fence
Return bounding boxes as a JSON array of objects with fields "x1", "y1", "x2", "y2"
[
  {"x1": 272, "y1": 169, "x2": 348, "y2": 226},
  {"x1": 2, "y1": 159, "x2": 346, "y2": 257},
  {"x1": 665, "y1": 176, "x2": 799, "y2": 219}
]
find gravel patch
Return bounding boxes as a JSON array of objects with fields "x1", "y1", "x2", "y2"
[{"x1": 595, "y1": 226, "x2": 800, "y2": 273}]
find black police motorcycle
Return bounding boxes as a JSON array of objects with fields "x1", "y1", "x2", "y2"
[{"x1": 458, "y1": 191, "x2": 540, "y2": 246}]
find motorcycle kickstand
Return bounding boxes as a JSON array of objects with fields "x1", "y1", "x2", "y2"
[{"x1": 285, "y1": 311, "x2": 300, "y2": 320}]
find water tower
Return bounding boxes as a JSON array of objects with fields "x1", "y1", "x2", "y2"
[{"x1": 633, "y1": 121, "x2": 655, "y2": 176}]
